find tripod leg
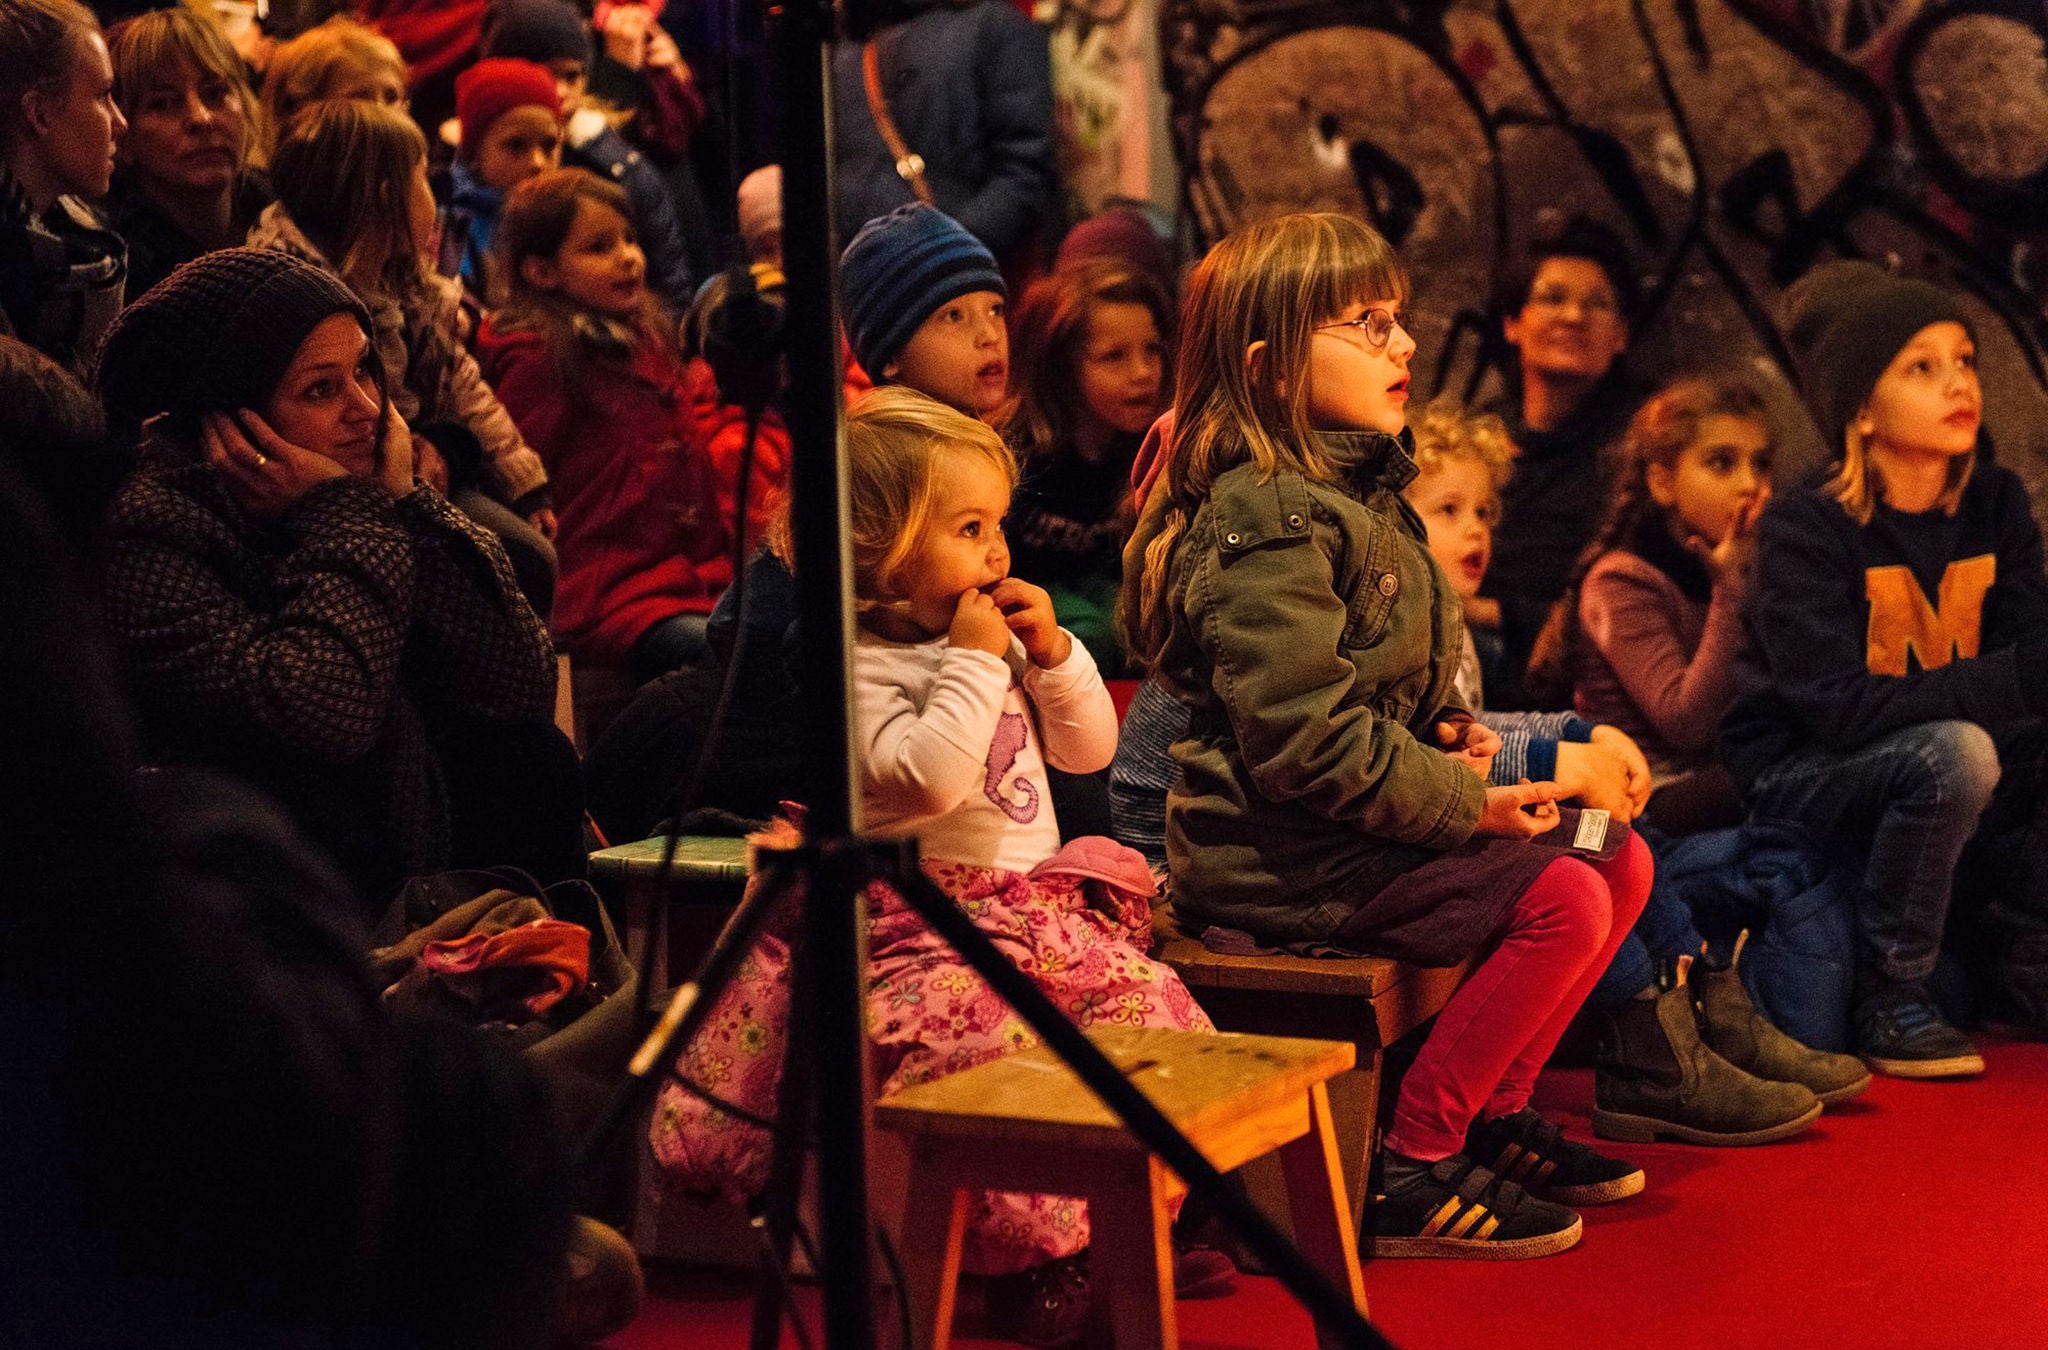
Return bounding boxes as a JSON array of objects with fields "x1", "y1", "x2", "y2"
[{"x1": 750, "y1": 890, "x2": 824, "y2": 1350}]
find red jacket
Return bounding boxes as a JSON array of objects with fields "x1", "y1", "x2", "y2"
[
  {"x1": 479, "y1": 316, "x2": 731, "y2": 661},
  {"x1": 682, "y1": 348, "x2": 873, "y2": 558}
]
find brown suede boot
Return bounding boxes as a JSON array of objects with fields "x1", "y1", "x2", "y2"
[
  {"x1": 1593, "y1": 959, "x2": 1823, "y2": 1146},
  {"x1": 1691, "y1": 933, "x2": 1872, "y2": 1107}
]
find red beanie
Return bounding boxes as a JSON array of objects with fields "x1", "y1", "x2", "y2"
[{"x1": 455, "y1": 57, "x2": 561, "y2": 159}]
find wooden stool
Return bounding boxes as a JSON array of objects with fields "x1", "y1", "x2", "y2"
[
  {"x1": 875, "y1": 1025, "x2": 1366, "y2": 1350},
  {"x1": 1150, "y1": 904, "x2": 1473, "y2": 1236},
  {"x1": 587, "y1": 834, "x2": 752, "y2": 989}
]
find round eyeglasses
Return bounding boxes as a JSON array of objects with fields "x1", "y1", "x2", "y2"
[{"x1": 1314, "y1": 308, "x2": 1405, "y2": 351}]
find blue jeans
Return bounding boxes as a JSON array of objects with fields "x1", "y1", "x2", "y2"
[
  {"x1": 629, "y1": 611, "x2": 712, "y2": 681},
  {"x1": 1745, "y1": 720, "x2": 2002, "y2": 984}
]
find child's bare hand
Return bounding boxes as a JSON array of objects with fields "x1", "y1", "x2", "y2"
[
  {"x1": 1475, "y1": 780, "x2": 1563, "y2": 838},
  {"x1": 1435, "y1": 718, "x2": 1501, "y2": 780},
  {"x1": 1589, "y1": 724, "x2": 1653, "y2": 815},
  {"x1": 1553, "y1": 742, "x2": 1637, "y2": 822},
  {"x1": 988, "y1": 577, "x2": 1072, "y2": 668},
  {"x1": 949, "y1": 588, "x2": 1012, "y2": 658},
  {"x1": 1685, "y1": 486, "x2": 1770, "y2": 590}
]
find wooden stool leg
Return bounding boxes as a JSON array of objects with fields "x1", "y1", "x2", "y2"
[
  {"x1": 1277, "y1": 1082, "x2": 1369, "y2": 1350},
  {"x1": 896, "y1": 1145, "x2": 969, "y2": 1350},
  {"x1": 1084, "y1": 1156, "x2": 1175, "y2": 1350}
]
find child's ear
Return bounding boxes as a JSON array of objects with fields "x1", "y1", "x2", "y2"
[
  {"x1": 520, "y1": 254, "x2": 560, "y2": 293},
  {"x1": 1645, "y1": 461, "x2": 1678, "y2": 508},
  {"x1": 1244, "y1": 339, "x2": 1280, "y2": 395}
]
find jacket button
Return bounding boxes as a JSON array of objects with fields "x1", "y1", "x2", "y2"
[
  {"x1": 1224, "y1": 531, "x2": 1242, "y2": 547},
  {"x1": 1378, "y1": 573, "x2": 1399, "y2": 597},
  {"x1": 1287, "y1": 513, "x2": 1304, "y2": 530}
]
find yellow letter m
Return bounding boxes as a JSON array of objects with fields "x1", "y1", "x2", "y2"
[{"x1": 1864, "y1": 554, "x2": 1997, "y2": 675}]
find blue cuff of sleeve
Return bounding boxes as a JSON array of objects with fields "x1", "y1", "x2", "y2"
[
  {"x1": 1525, "y1": 738, "x2": 1560, "y2": 783},
  {"x1": 1562, "y1": 718, "x2": 1597, "y2": 743}
]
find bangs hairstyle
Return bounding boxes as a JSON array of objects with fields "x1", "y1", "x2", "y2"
[
  {"x1": 1124, "y1": 211, "x2": 1404, "y2": 664},
  {"x1": 108, "y1": 6, "x2": 264, "y2": 170},
  {"x1": 260, "y1": 17, "x2": 406, "y2": 154},
  {"x1": 0, "y1": 0, "x2": 100, "y2": 145},
  {"x1": 495, "y1": 168, "x2": 675, "y2": 394},
  {"x1": 1409, "y1": 398, "x2": 1516, "y2": 489},
  {"x1": 1522, "y1": 371, "x2": 1772, "y2": 707},
  {"x1": 1003, "y1": 258, "x2": 1173, "y2": 465},
  {"x1": 773, "y1": 386, "x2": 1017, "y2": 609},
  {"x1": 270, "y1": 99, "x2": 427, "y2": 290}
]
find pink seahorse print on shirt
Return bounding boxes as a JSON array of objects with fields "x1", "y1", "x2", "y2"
[{"x1": 983, "y1": 707, "x2": 1040, "y2": 824}]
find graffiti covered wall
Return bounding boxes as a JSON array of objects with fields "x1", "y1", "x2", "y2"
[{"x1": 1163, "y1": 0, "x2": 2048, "y2": 502}]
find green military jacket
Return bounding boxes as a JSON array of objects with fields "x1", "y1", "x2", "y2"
[{"x1": 1137, "y1": 429, "x2": 1485, "y2": 942}]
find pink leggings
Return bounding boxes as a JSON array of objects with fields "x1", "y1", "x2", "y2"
[{"x1": 1383, "y1": 832, "x2": 1653, "y2": 1161}]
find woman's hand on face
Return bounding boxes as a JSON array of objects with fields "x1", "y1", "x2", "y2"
[
  {"x1": 379, "y1": 404, "x2": 417, "y2": 499},
  {"x1": 948, "y1": 587, "x2": 1013, "y2": 658},
  {"x1": 1588, "y1": 724, "x2": 1653, "y2": 816},
  {"x1": 412, "y1": 434, "x2": 451, "y2": 497},
  {"x1": 989, "y1": 577, "x2": 1071, "y2": 668},
  {"x1": 1475, "y1": 780, "x2": 1563, "y2": 838},
  {"x1": 1686, "y1": 486, "x2": 1771, "y2": 590},
  {"x1": 204, "y1": 410, "x2": 347, "y2": 517},
  {"x1": 1435, "y1": 718, "x2": 1501, "y2": 780}
]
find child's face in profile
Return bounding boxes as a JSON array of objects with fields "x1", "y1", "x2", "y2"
[
  {"x1": 1860, "y1": 321, "x2": 1981, "y2": 465},
  {"x1": 886, "y1": 290, "x2": 1009, "y2": 419},
  {"x1": 473, "y1": 105, "x2": 562, "y2": 193},
  {"x1": 884, "y1": 445, "x2": 1013, "y2": 639},
  {"x1": 1304, "y1": 297, "x2": 1414, "y2": 435},
  {"x1": 1405, "y1": 455, "x2": 1497, "y2": 601},
  {"x1": 1075, "y1": 301, "x2": 1165, "y2": 439},
  {"x1": 545, "y1": 57, "x2": 588, "y2": 115},
  {"x1": 1648, "y1": 414, "x2": 1772, "y2": 547}
]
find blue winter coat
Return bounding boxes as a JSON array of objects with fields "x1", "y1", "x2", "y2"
[{"x1": 829, "y1": 0, "x2": 1056, "y2": 259}]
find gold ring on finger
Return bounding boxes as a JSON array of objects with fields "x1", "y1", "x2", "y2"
[{"x1": 254, "y1": 454, "x2": 267, "y2": 467}]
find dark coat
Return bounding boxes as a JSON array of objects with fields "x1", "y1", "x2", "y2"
[
  {"x1": 101, "y1": 457, "x2": 572, "y2": 910},
  {"x1": 105, "y1": 168, "x2": 274, "y2": 304},
  {"x1": 1130, "y1": 431, "x2": 1486, "y2": 945},
  {"x1": 829, "y1": 0, "x2": 1055, "y2": 259}
]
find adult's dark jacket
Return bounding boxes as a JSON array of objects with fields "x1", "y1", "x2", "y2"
[
  {"x1": 1480, "y1": 367, "x2": 1641, "y2": 707},
  {"x1": 1720, "y1": 461, "x2": 2048, "y2": 788},
  {"x1": 829, "y1": 0, "x2": 1056, "y2": 260},
  {"x1": 105, "y1": 167, "x2": 274, "y2": 306},
  {"x1": 101, "y1": 452, "x2": 583, "y2": 912}
]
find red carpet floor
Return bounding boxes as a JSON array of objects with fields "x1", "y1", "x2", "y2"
[{"x1": 611, "y1": 1036, "x2": 2048, "y2": 1350}]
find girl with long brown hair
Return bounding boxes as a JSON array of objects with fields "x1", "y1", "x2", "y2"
[
  {"x1": 479, "y1": 166, "x2": 727, "y2": 677},
  {"x1": 1123, "y1": 212, "x2": 1658, "y2": 1258}
]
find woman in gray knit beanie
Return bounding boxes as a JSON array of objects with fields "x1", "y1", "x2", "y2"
[{"x1": 95, "y1": 247, "x2": 584, "y2": 913}]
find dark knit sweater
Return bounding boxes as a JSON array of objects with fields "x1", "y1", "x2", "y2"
[
  {"x1": 1721, "y1": 461, "x2": 2048, "y2": 786},
  {"x1": 102, "y1": 458, "x2": 560, "y2": 909}
]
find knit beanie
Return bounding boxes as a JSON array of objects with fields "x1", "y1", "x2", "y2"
[
  {"x1": 480, "y1": 0, "x2": 594, "y2": 68},
  {"x1": 1056, "y1": 206, "x2": 1177, "y2": 307},
  {"x1": 95, "y1": 248, "x2": 372, "y2": 435},
  {"x1": 456, "y1": 58, "x2": 562, "y2": 160},
  {"x1": 1782, "y1": 259, "x2": 1973, "y2": 450},
  {"x1": 737, "y1": 165, "x2": 783, "y2": 262},
  {"x1": 839, "y1": 204, "x2": 1005, "y2": 377}
]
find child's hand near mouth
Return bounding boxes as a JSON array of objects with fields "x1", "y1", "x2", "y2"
[{"x1": 988, "y1": 577, "x2": 1071, "y2": 668}]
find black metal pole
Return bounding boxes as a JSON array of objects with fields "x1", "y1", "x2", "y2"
[{"x1": 775, "y1": 0, "x2": 877, "y2": 1343}]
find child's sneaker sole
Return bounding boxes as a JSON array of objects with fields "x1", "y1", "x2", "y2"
[
  {"x1": 1368, "y1": 1213, "x2": 1583, "y2": 1261},
  {"x1": 1591, "y1": 1099, "x2": 1820, "y2": 1146},
  {"x1": 1864, "y1": 1050, "x2": 1984, "y2": 1079}
]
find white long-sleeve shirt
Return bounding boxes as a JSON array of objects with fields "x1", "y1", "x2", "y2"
[{"x1": 854, "y1": 627, "x2": 1118, "y2": 872}]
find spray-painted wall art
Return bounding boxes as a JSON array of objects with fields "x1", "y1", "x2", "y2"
[{"x1": 1163, "y1": 0, "x2": 2048, "y2": 502}]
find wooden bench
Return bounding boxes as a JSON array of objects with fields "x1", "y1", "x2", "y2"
[
  {"x1": 876, "y1": 1025, "x2": 1365, "y2": 1350},
  {"x1": 1150, "y1": 903, "x2": 1474, "y2": 1237}
]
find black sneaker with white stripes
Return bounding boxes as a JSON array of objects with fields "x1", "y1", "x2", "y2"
[
  {"x1": 1366, "y1": 1154, "x2": 1582, "y2": 1261},
  {"x1": 1464, "y1": 1105, "x2": 1646, "y2": 1205},
  {"x1": 1857, "y1": 986, "x2": 1985, "y2": 1078}
]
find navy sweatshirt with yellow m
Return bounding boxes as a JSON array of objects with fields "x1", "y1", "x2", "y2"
[{"x1": 1721, "y1": 459, "x2": 2048, "y2": 787}]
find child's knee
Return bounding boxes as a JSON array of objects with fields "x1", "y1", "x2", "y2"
[
  {"x1": 1520, "y1": 856, "x2": 1613, "y2": 953},
  {"x1": 1904, "y1": 720, "x2": 2001, "y2": 818}
]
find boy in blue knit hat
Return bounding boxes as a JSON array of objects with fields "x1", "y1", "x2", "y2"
[{"x1": 840, "y1": 203, "x2": 1009, "y2": 418}]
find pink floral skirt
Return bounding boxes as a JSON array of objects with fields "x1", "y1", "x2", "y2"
[{"x1": 650, "y1": 846, "x2": 1213, "y2": 1274}]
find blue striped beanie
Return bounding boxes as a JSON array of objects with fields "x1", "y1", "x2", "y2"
[{"x1": 839, "y1": 205, "x2": 1005, "y2": 377}]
